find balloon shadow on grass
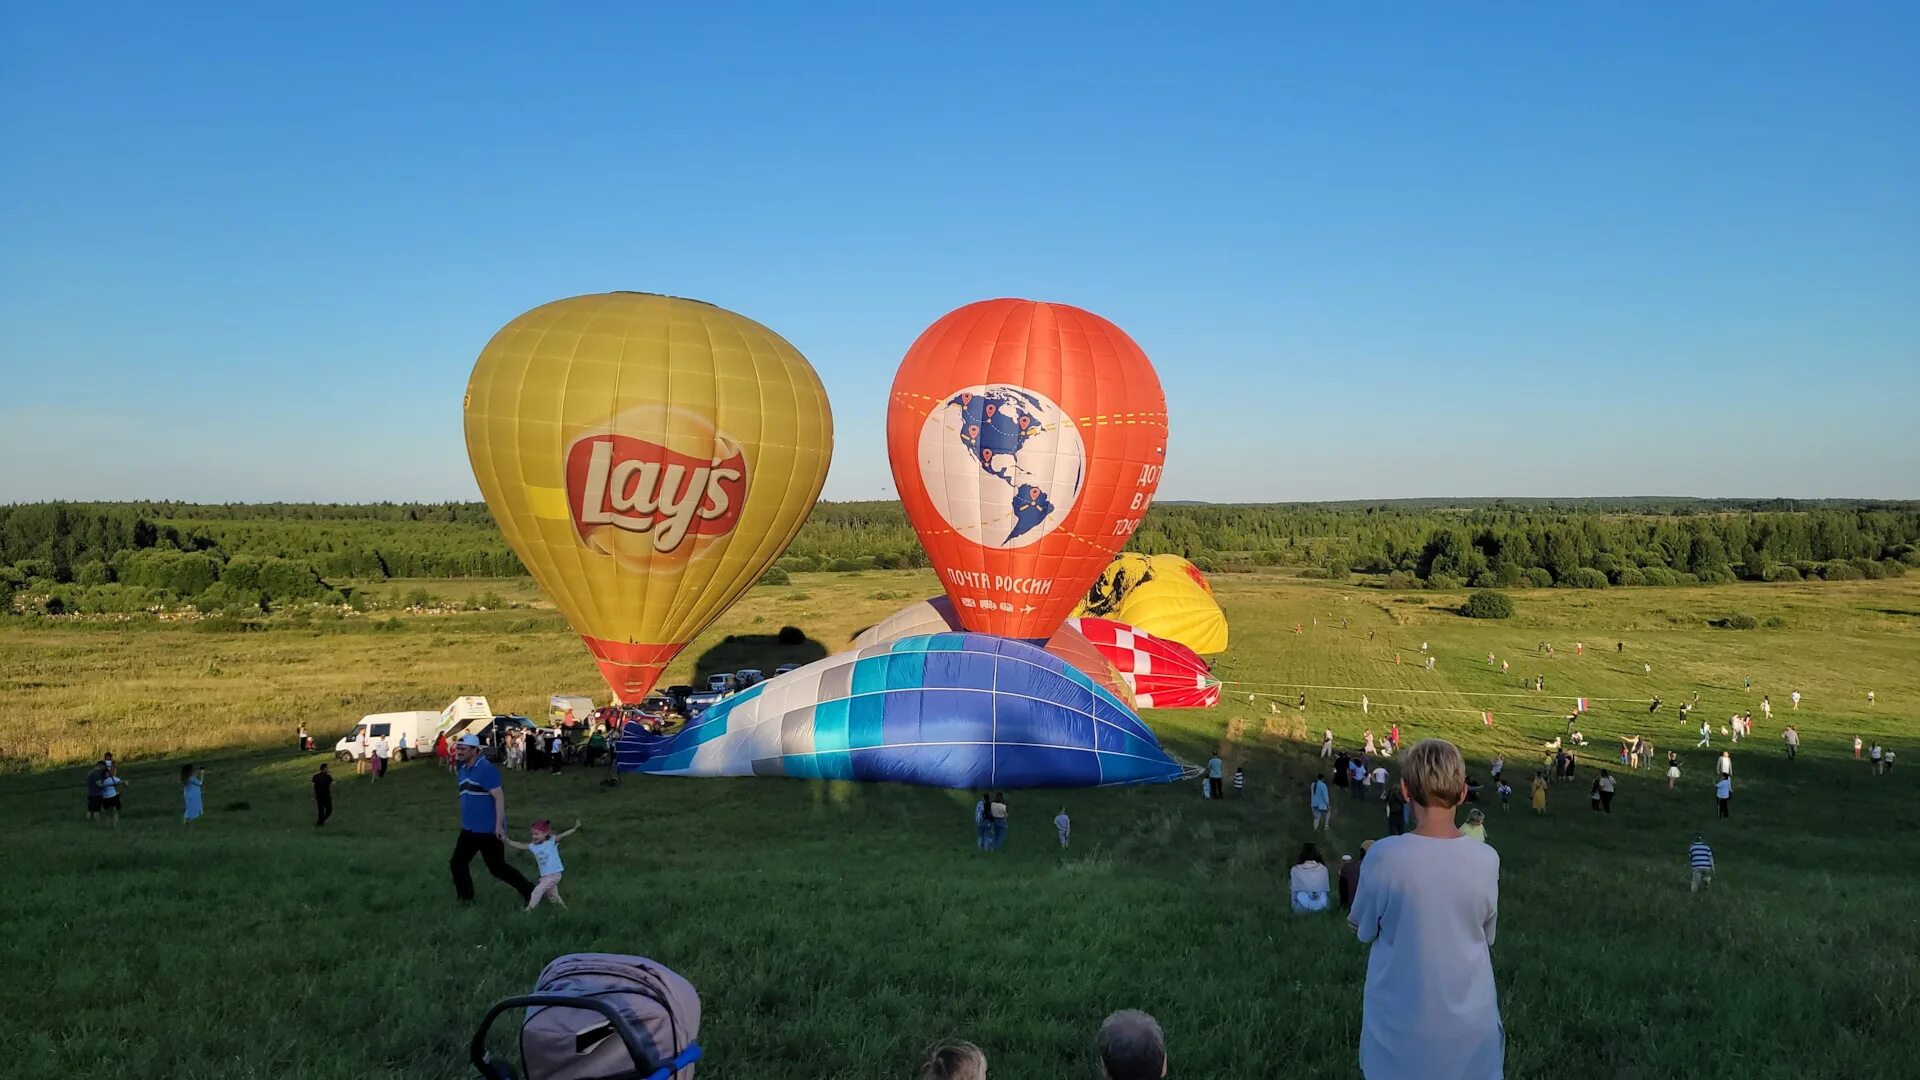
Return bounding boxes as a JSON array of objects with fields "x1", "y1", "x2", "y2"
[{"x1": 692, "y1": 628, "x2": 830, "y2": 686}]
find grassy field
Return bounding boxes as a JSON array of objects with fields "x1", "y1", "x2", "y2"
[{"x1": 3, "y1": 572, "x2": 1918, "y2": 1079}]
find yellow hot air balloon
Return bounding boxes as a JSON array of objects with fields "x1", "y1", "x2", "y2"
[
  {"x1": 1074, "y1": 552, "x2": 1229, "y2": 654},
  {"x1": 464, "y1": 292, "x2": 833, "y2": 702}
]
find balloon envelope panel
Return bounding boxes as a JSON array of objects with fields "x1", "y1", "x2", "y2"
[
  {"x1": 1069, "y1": 616, "x2": 1221, "y2": 709},
  {"x1": 615, "y1": 633, "x2": 1183, "y2": 789},
  {"x1": 1075, "y1": 552, "x2": 1229, "y2": 655},
  {"x1": 886, "y1": 299, "x2": 1168, "y2": 640},
  {"x1": 852, "y1": 595, "x2": 1136, "y2": 707},
  {"x1": 464, "y1": 292, "x2": 832, "y2": 702}
]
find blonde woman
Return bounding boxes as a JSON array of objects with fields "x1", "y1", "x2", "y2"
[
  {"x1": 918, "y1": 1041, "x2": 987, "y2": 1080},
  {"x1": 1460, "y1": 808, "x2": 1487, "y2": 843}
]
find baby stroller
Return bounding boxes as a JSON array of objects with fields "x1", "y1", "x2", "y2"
[{"x1": 470, "y1": 954, "x2": 702, "y2": 1080}]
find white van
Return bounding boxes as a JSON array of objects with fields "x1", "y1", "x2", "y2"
[{"x1": 334, "y1": 711, "x2": 442, "y2": 762}]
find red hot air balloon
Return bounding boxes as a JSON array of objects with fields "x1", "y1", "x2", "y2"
[{"x1": 887, "y1": 299, "x2": 1169, "y2": 640}]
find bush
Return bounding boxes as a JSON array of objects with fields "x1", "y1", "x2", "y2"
[
  {"x1": 1324, "y1": 557, "x2": 1351, "y2": 581},
  {"x1": 1384, "y1": 570, "x2": 1418, "y2": 590},
  {"x1": 1522, "y1": 568, "x2": 1554, "y2": 588},
  {"x1": 1819, "y1": 561, "x2": 1863, "y2": 581},
  {"x1": 1714, "y1": 613, "x2": 1759, "y2": 630},
  {"x1": 1560, "y1": 568, "x2": 1609, "y2": 589},
  {"x1": 1901, "y1": 549, "x2": 1920, "y2": 568},
  {"x1": 1639, "y1": 566, "x2": 1679, "y2": 586},
  {"x1": 1612, "y1": 567, "x2": 1647, "y2": 587},
  {"x1": 1763, "y1": 565, "x2": 1802, "y2": 582},
  {"x1": 1763, "y1": 615, "x2": 1787, "y2": 628},
  {"x1": 1425, "y1": 573, "x2": 1464, "y2": 591},
  {"x1": 826, "y1": 557, "x2": 868, "y2": 573},
  {"x1": 473, "y1": 591, "x2": 507, "y2": 610},
  {"x1": 1852, "y1": 558, "x2": 1887, "y2": 580},
  {"x1": 1696, "y1": 567, "x2": 1736, "y2": 585},
  {"x1": 1881, "y1": 559, "x2": 1908, "y2": 578},
  {"x1": 777, "y1": 625, "x2": 806, "y2": 645},
  {"x1": 758, "y1": 568, "x2": 791, "y2": 586},
  {"x1": 1460, "y1": 590, "x2": 1515, "y2": 619}
]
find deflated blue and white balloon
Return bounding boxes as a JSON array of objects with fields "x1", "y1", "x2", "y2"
[{"x1": 615, "y1": 633, "x2": 1185, "y2": 789}]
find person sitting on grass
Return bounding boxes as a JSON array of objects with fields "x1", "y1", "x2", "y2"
[
  {"x1": 1349, "y1": 738, "x2": 1503, "y2": 1079},
  {"x1": 918, "y1": 1040, "x2": 987, "y2": 1080},
  {"x1": 1290, "y1": 842, "x2": 1332, "y2": 912},
  {"x1": 1097, "y1": 1009, "x2": 1167, "y2": 1080}
]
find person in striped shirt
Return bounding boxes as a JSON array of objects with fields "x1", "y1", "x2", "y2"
[{"x1": 1689, "y1": 836, "x2": 1714, "y2": 892}]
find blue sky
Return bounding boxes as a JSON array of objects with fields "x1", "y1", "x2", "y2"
[{"x1": 2, "y1": 2, "x2": 1915, "y2": 503}]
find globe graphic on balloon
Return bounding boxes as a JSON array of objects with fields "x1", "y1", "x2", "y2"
[{"x1": 914, "y1": 383, "x2": 1085, "y2": 549}]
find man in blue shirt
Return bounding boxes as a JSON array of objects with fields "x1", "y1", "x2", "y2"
[{"x1": 450, "y1": 734, "x2": 534, "y2": 905}]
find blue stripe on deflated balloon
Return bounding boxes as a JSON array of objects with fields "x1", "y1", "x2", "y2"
[
  {"x1": 847, "y1": 691, "x2": 887, "y2": 749},
  {"x1": 813, "y1": 696, "x2": 850, "y2": 753}
]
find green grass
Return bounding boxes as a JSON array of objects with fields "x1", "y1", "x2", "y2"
[{"x1": 2, "y1": 573, "x2": 1918, "y2": 1078}]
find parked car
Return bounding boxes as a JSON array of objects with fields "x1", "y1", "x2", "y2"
[
  {"x1": 683, "y1": 691, "x2": 727, "y2": 719},
  {"x1": 705, "y1": 673, "x2": 738, "y2": 693},
  {"x1": 662, "y1": 685, "x2": 696, "y2": 714},
  {"x1": 774, "y1": 663, "x2": 801, "y2": 676},
  {"x1": 479, "y1": 714, "x2": 546, "y2": 759},
  {"x1": 733, "y1": 668, "x2": 765, "y2": 689}
]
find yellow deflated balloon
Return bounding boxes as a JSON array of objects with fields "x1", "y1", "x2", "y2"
[{"x1": 464, "y1": 292, "x2": 833, "y2": 702}]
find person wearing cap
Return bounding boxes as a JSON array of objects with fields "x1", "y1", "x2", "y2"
[{"x1": 450, "y1": 734, "x2": 534, "y2": 905}]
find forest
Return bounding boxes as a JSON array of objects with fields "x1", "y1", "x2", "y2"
[{"x1": 3, "y1": 498, "x2": 1917, "y2": 616}]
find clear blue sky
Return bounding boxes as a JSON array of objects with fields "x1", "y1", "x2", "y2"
[{"x1": 2, "y1": 2, "x2": 1915, "y2": 503}]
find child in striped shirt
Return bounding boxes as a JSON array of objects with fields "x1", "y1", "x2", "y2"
[{"x1": 1688, "y1": 836, "x2": 1714, "y2": 892}]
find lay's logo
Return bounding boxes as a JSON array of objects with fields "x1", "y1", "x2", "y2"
[{"x1": 565, "y1": 433, "x2": 747, "y2": 553}]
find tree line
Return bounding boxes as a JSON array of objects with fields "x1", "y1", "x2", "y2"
[{"x1": 4, "y1": 499, "x2": 1917, "y2": 616}]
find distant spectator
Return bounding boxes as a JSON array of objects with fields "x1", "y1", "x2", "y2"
[
  {"x1": 1598, "y1": 770, "x2": 1616, "y2": 813},
  {"x1": 1233, "y1": 766, "x2": 1245, "y2": 796},
  {"x1": 1321, "y1": 729, "x2": 1335, "y2": 758},
  {"x1": 1207, "y1": 755, "x2": 1224, "y2": 799},
  {"x1": 1854, "y1": 735, "x2": 1863, "y2": 759},
  {"x1": 1717, "y1": 751, "x2": 1732, "y2": 779},
  {"x1": 1372, "y1": 764, "x2": 1389, "y2": 799},
  {"x1": 85, "y1": 759, "x2": 107, "y2": 821},
  {"x1": 1688, "y1": 835, "x2": 1714, "y2": 892},
  {"x1": 1311, "y1": 774, "x2": 1331, "y2": 831},
  {"x1": 1385, "y1": 784, "x2": 1407, "y2": 836},
  {"x1": 1339, "y1": 840, "x2": 1371, "y2": 910},
  {"x1": 1496, "y1": 780, "x2": 1512, "y2": 809},
  {"x1": 974, "y1": 793, "x2": 989, "y2": 851},
  {"x1": 1290, "y1": 842, "x2": 1331, "y2": 912},
  {"x1": 1460, "y1": 808, "x2": 1487, "y2": 843},
  {"x1": 1055, "y1": 807, "x2": 1071, "y2": 849},
  {"x1": 989, "y1": 792, "x2": 1008, "y2": 850},
  {"x1": 1715, "y1": 774, "x2": 1732, "y2": 818},
  {"x1": 313, "y1": 763, "x2": 334, "y2": 827},
  {"x1": 1349, "y1": 738, "x2": 1502, "y2": 1078},
  {"x1": 919, "y1": 1041, "x2": 988, "y2": 1080},
  {"x1": 1531, "y1": 772, "x2": 1548, "y2": 815},
  {"x1": 181, "y1": 763, "x2": 205, "y2": 825},
  {"x1": 297, "y1": 723, "x2": 310, "y2": 752},
  {"x1": 1871, "y1": 741, "x2": 1885, "y2": 774},
  {"x1": 98, "y1": 764, "x2": 126, "y2": 826},
  {"x1": 1096, "y1": 1009, "x2": 1167, "y2": 1080}
]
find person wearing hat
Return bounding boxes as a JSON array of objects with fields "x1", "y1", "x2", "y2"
[{"x1": 450, "y1": 734, "x2": 534, "y2": 905}]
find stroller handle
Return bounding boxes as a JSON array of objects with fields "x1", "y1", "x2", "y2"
[{"x1": 470, "y1": 992, "x2": 687, "y2": 1080}]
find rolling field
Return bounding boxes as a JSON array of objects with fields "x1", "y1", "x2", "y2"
[{"x1": 3, "y1": 572, "x2": 1919, "y2": 1079}]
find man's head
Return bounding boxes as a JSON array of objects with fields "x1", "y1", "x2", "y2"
[
  {"x1": 1097, "y1": 1009, "x2": 1166, "y2": 1080},
  {"x1": 1398, "y1": 738, "x2": 1467, "y2": 809},
  {"x1": 454, "y1": 733, "x2": 482, "y2": 764}
]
